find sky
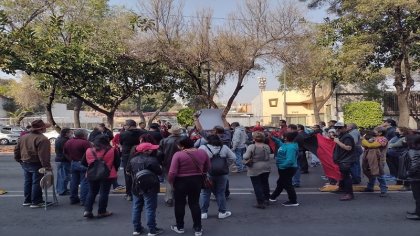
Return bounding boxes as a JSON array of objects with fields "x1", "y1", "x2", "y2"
[
  {"x1": 0, "y1": 1, "x2": 330, "y2": 104},
  {"x1": 109, "y1": 0, "x2": 330, "y2": 104}
]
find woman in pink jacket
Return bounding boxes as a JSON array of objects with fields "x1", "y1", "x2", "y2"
[{"x1": 82, "y1": 135, "x2": 120, "y2": 218}]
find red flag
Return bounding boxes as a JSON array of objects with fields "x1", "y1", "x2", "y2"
[{"x1": 315, "y1": 134, "x2": 342, "y2": 181}]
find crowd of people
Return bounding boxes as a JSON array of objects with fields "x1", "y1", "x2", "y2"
[{"x1": 13, "y1": 114, "x2": 420, "y2": 236}]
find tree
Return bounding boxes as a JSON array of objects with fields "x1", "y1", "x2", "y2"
[
  {"x1": 303, "y1": 0, "x2": 420, "y2": 127},
  {"x1": 344, "y1": 101, "x2": 383, "y2": 128},
  {"x1": 177, "y1": 108, "x2": 195, "y2": 128}
]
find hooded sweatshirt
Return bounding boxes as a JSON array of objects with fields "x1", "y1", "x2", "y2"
[{"x1": 232, "y1": 126, "x2": 247, "y2": 150}]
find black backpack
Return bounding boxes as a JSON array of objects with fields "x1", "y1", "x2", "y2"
[
  {"x1": 205, "y1": 145, "x2": 229, "y2": 176},
  {"x1": 86, "y1": 149, "x2": 111, "y2": 181},
  {"x1": 131, "y1": 156, "x2": 160, "y2": 196}
]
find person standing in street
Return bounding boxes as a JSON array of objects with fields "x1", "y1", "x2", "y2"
[
  {"x1": 55, "y1": 128, "x2": 73, "y2": 196},
  {"x1": 82, "y1": 135, "x2": 120, "y2": 219},
  {"x1": 333, "y1": 122, "x2": 356, "y2": 201},
  {"x1": 158, "y1": 125, "x2": 183, "y2": 207},
  {"x1": 120, "y1": 119, "x2": 146, "y2": 201},
  {"x1": 14, "y1": 119, "x2": 52, "y2": 208},
  {"x1": 169, "y1": 137, "x2": 210, "y2": 236},
  {"x1": 347, "y1": 123, "x2": 363, "y2": 184},
  {"x1": 128, "y1": 143, "x2": 164, "y2": 236},
  {"x1": 231, "y1": 122, "x2": 248, "y2": 173},
  {"x1": 244, "y1": 132, "x2": 272, "y2": 209},
  {"x1": 64, "y1": 129, "x2": 92, "y2": 205},
  {"x1": 406, "y1": 133, "x2": 420, "y2": 220}
]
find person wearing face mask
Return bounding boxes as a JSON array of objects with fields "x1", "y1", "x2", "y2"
[{"x1": 387, "y1": 127, "x2": 412, "y2": 188}]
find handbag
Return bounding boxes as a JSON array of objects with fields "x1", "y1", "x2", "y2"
[
  {"x1": 86, "y1": 148, "x2": 111, "y2": 181},
  {"x1": 244, "y1": 145, "x2": 256, "y2": 167},
  {"x1": 186, "y1": 152, "x2": 213, "y2": 189}
]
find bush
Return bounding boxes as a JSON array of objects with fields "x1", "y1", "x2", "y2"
[
  {"x1": 343, "y1": 101, "x2": 382, "y2": 128},
  {"x1": 177, "y1": 108, "x2": 195, "y2": 128}
]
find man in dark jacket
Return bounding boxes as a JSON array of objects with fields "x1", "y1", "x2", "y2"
[
  {"x1": 64, "y1": 129, "x2": 92, "y2": 205},
  {"x1": 158, "y1": 125, "x2": 183, "y2": 207},
  {"x1": 382, "y1": 118, "x2": 397, "y2": 141},
  {"x1": 333, "y1": 122, "x2": 356, "y2": 201},
  {"x1": 406, "y1": 133, "x2": 420, "y2": 220},
  {"x1": 89, "y1": 123, "x2": 114, "y2": 142},
  {"x1": 127, "y1": 143, "x2": 163, "y2": 235},
  {"x1": 120, "y1": 119, "x2": 147, "y2": 201},
  {"x1": 149, "y1": 123, "x2": 163, "y2": 144},
  {"x1": 14, "y1": 120, "x2": 52, "y2": 208},
  {"x1": 55, "y1": 128, "x2": 73, "y2": 195}
]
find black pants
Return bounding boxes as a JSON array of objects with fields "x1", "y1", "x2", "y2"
[
  {"x1": 85, "y1": 179, "x2": 112, "y2": 214},
  {"x1": 386, "y1": 152, "x2": 399, "y2": 178},
  {"x1": 339, "y1": 163, "x2": 353, "y2": 195},
  {"x1": 250, "y1": 172, "x2": 270, "y2": 204},
  {"x1": 225, "y1": 179, "x2": 230, "y2": 197},
  {"x1": 298, "y1": 151, "x2": 308, "y2": 173},
  {"x1": 124, "y1": 165, "x2": 132, "y2": 196},
  {"x1": 174, "y1": 175, "x2": 202, "y2": 231},
  {"x1": 271, "y1": 168, "x2": 297, "y2": 203},
  {"x1": 410, "y1": 181, "x2": 420, "y2": 216}
]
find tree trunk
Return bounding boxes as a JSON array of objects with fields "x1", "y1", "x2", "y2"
[
  {"x1": 222, "y1": 73, "x2": 245, "y2": 116},
  {"x1": 106, "y1": 110, "x2": 115, "y2": 129},
  {"x1": 393, "y1": 54, "x2": 413, "y2": 127},
  {"x1": 73, "y1": 98, "x2": 83, "y2": 128},
  {"x1": 397, "y1": 92, "x2": 410, "y2": 127},
  {"x1": 46, "y1": 83, "x2": 60, "y2": 131},
  {"x1": 136, "y1": 96, "x2": 146, "y2": 124},
  {"x1": 147, "y1": 94, "x2": 173, "y2": 127},
  {"x1": 311, "y1": 82, "x2": 321, "y2": 124}
]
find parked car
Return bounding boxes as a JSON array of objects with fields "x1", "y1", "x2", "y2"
[
  {"x1": 0, "y1": 129, "x2": 20, "y2": 145},
  {"x1": 43, "y1": 128, "x2": 92, "y2": 145},
  {"x1": 0, "y1": 126, "x2": 24, "y2": 135}
]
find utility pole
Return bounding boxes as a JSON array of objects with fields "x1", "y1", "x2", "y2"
[{"x1": 283, "y1": 71, "x2": 287, "y2": 121}]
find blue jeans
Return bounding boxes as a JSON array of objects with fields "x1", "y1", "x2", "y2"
[
  {"x1": 292, "y1": 163, "x2": 301, "y2": 186},
  {"x1": 132, "y1": 192, "x2": 158, "y2": 233},
  {"x1": 200, "y1": 174, "x2": 228, "y2": 213},
  {"x1": 234, "y1": 147, "x2": 246, "y2": 171},
  {"x1": 21, "y1": 162, "x2": 43, "y2": 204},
  {"x1": 70, "y1": 161, "x2": 89, "y2": 204},
  {"x1": 85, "y1": 179, "x2": 112, "y2": 214},
  {"x1": 367, "y1": 176, "x2": 388, "y2": 193},
  {"x1": 56, "y1": 162, "x2": 71, "y2": 194},
  {"x1": 350, "y1": 146, "x2": 363, "y2": 184}
]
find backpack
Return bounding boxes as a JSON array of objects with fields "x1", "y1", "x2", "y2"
[
  {"x1": 86, "y1": 148, "x2": 111, "y2": 181},
  {"x1": 131, "y1": 156, "x2": 160, "y2": 196},
  {"x1": 205, "y1": 145, "x2": 229, "y2": 176}
]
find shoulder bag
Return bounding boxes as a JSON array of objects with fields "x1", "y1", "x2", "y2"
[{"x1": 186, "y1": 151, "x2": 213, "y2": 189}]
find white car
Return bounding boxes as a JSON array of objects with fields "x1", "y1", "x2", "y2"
[
  {"x1": 0, "y1": 130, "x2": 20, "y2": 145},
  {"x1": 43, "y1": 128, "x2": 92, "y2": 144}
]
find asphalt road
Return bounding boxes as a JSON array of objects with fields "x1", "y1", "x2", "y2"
[{"x1": 1, "y1": 153, "x2": 420, "y2": 236}]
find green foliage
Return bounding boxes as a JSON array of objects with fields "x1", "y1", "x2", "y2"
[
  {"x1": 343, "y1": 101, "x2": 383, "y2": 128},
  {"x1": 177, "y1": 108, "x2": 195, "y2": 128}
]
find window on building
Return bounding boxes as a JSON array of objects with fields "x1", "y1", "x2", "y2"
[
  {"x1": 287, "y1": 116, "x2": 306, "y2": 125},
  {"x1": 269, "y1": 98, "x2": 278, "y2": 107},
  {"x1": 271, "y1": 115, "x2": 282, "y2": 126}
]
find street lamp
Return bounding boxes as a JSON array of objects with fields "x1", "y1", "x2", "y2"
[{"x1": 258, "y1": 77, "x2": 267, "y2": 123}]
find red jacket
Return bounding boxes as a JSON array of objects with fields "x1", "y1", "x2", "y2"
[
  {"x1": 63, "y1": 137, "x2": 91, "y2": 161},
  {"x1": 84, "y1": 147, "x2": 119, "y2": 179}
]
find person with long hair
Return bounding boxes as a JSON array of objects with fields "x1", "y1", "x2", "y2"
[
  {"x1": 243, "y1": 131, "x2": 272, "y2": 209},
  {"x1": 82, "y1": 135, "x2": 120, "y2": 218},
  {"x1": 168, "y1": 137, "x2": 210, "y2": 236},
  {"x1": 198, "y1": 135, "x2": 235, "y2": 219}
]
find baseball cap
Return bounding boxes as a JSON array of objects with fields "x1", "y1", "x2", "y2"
[{"x1": 136, "y1": 143, "x2": 160, "y2": 153}]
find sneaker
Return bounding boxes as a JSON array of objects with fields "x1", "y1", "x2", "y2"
[
  {"x1": 97, "y1": 211, "x2": 112, "y2": 218},
  {"x1": 218, "y1": 211, "x2": 232, "y2": 219},
  {"x1": 170, "y1": 225, "x2": 184, "y2": 234},
  {"x1": 83, "y1": 211, "x2": 94, "y2": 219},
  {"x1": 268, "y1": 198, "x2": 277, "y2": 203},
  {"x1": 22, "y1": 202, "x2": 31, "y2": 206},
  {"x1": 282, "y1": 201, "x2": 299, "y2": 207},
  {"x1": 194, "y1": 228, "x2": 203, "y2": 236},
  {"x1": 30, "y1": 202, "x2": 51, "y2": 208},
  {"x1": 201, "y1": 213, "x2": 208, "y2": 219},
  {"x1": 133, "y1": 227, "x2": 146, "y2": 235},
  {"x1": 148, "y1": 227, "x2": 164, "y2": 236}
]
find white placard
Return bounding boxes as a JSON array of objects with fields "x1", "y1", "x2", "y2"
[{"x1": 198, "y1": 109, "x2": 224, "y2": 130}]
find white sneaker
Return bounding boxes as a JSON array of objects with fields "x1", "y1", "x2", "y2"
[
  {"x1": 195, "y1": 229, "x2": 203, "y2": 236},
  {"x1": 218, "y1": 211, "x2": 232, "y2": 219},
  {"x1": 201, "y1": 213, "x2": 208, "y2": 219}
]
